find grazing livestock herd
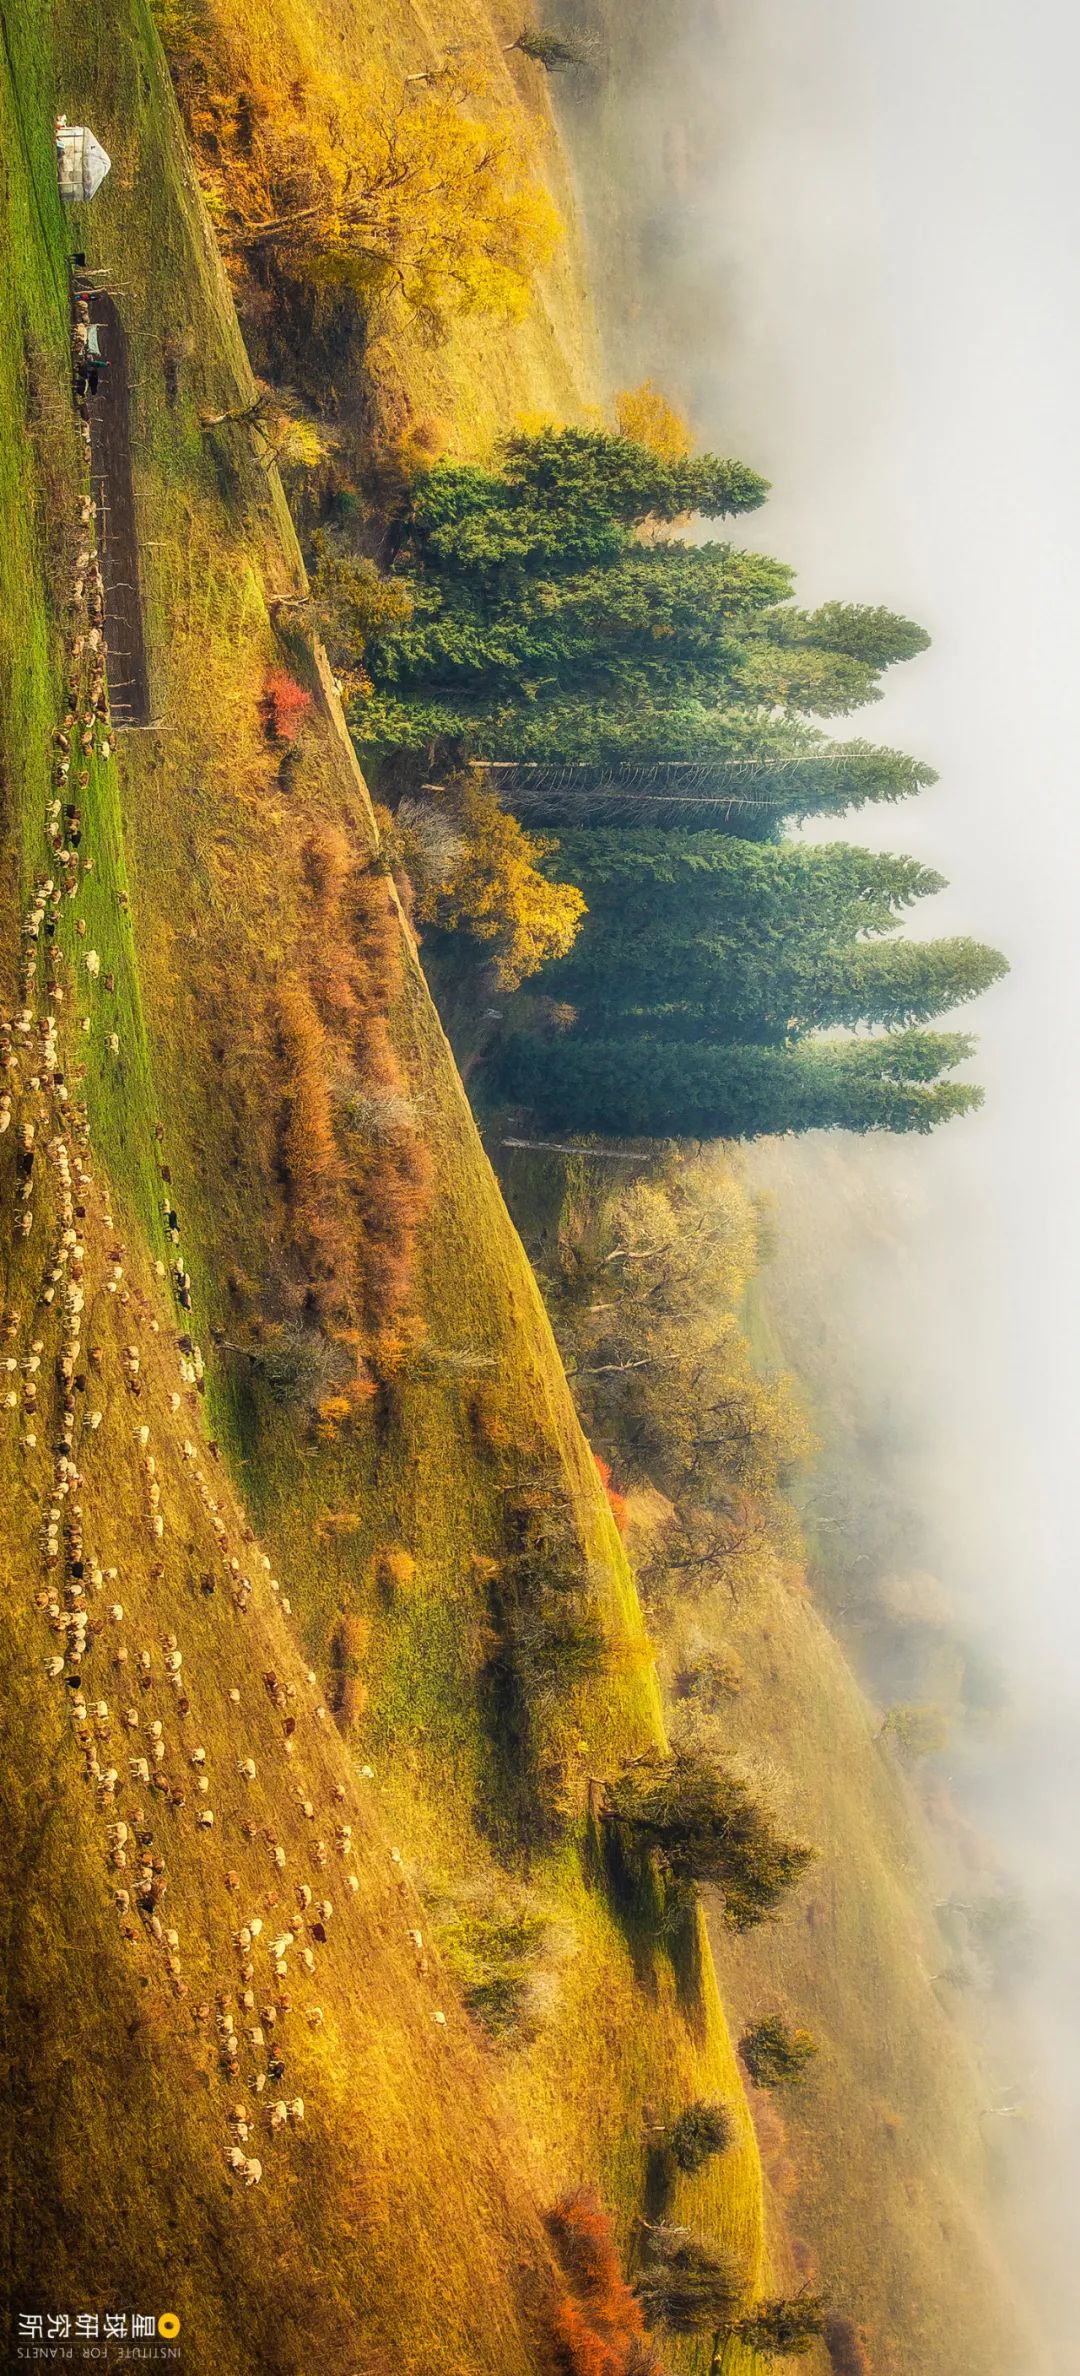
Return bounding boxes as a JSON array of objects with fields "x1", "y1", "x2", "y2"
[{"x1": 0, "y1": 283, "x2": 445, "y2": 2200}]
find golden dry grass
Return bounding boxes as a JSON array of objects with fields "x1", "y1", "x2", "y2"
[
  {"x1": 153, "y1": 0, "x2": 602, "y2": 454},
  {"x1": 0, "y1": 6, "x2": 766, "y2": 2374}
]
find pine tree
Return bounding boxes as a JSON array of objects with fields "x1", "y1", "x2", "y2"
[
  {"x1": 766, "y1": 600, "x2": 930, "y2": 668},
  {"x1": 404, "y1": 428, "x2": 769, "y2": 583},
  {"x1": 500, "y1": 425, "x2": 770, "y2": 527},
  {"x1": 497, "y1": 1027, "x2": 982, "y2": 1139},
  {"x1": 369, "y1": 544, "x2": 797, "y2": 706},
  {"x1": 548, "y1": 834, "x2": 945, "y2": 918},
  {"x1": 352, "y1": 690, "x2": 936, "y2": 838},
  {"x1": 811, "y1": 935, "x2": 1008, "y2": 1028}
]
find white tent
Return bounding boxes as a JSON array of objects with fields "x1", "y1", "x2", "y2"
[{"x1": 55, "y1": 121, "x2": 112, "y2": 203}]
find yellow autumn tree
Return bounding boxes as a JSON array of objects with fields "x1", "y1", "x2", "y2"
[
  {"x1": 615, "y1": 381, "x2": 693, "y2": 460},
  {"x1": 220, "y1": 61, "x2": 562, "y2": 323},
  {"x1": 400, "y1": 778, "x2": 585, "y2": 988}
]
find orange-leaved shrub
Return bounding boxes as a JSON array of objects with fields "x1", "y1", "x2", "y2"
[
  {"x1": 277, "y1": 979, "x2": 353, "y2": 1314},
  {"x1": 592, "y1": 1452, "x2": 628, "y2": 1537},
  {"x1": 275, "y1": 828, "x2": 433, "y2": 1343},
  {"x1": 333, "y1": 1611, "x2": 371, "y2": 1729},
  {"x1": 264, "y1": 666, "x2": 312, "y2": 741},
  {"x1": 825, "y1": 2313, "x2": 873, "y2": 2376},
  {"x1": 548, "y1": 2192, "x2": 665, "y2": 2376}
]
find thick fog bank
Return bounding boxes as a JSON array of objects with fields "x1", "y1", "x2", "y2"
[{"x1": 556, "y1": 0, "x2": 1080, "y2": 2354}]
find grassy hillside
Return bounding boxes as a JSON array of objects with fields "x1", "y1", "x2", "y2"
[
  {"x1": 497, "y1": 1141, "x2": 1032, "y2": 2376},
  {"x1": 153, "y1": 0, "x2": 602, "y2": 455},
  {"x1": 0, "y1": 0, "x2": 767, "y2": 2365},
  {"x1": 675, "y1": 1577, "x2": 1029, "y2": 2376}
]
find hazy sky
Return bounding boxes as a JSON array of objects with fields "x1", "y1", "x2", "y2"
[
  {"x1": 627, "y1": 1, "x2": 1080, "y2": 2345},
  {"x1": 674, "y1": 0, "x2": 1080, "y2": 1673}
]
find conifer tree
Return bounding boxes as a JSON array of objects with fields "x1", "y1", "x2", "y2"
[{"x1": 497, "y1": 1027, "x2": 982, "y2": 1139}]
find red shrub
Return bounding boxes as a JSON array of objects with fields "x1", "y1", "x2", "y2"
[
  {"x1": 554, "y1": 2297, "x2": 619, "y2": 2376},
  {"x1": 264, "y1": 666, "x2": 312, "y2": 741},
  {"x1": 277, "y1": 979, "x2": 353, "y2": 1316},
  {"x1": 548, "y1": 2192, "x2": 661, "y2": 2376},
  {"x1": 592, "y1": 1452, "x2": 628, "y2": 1537},
  {"x1": 825, "y1": 2314, "x2": 873, "y2": 2376}
]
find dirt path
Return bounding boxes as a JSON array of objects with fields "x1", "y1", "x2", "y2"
[{"x1": 85, "y1": 291, "x2": 149, "y2": 724}]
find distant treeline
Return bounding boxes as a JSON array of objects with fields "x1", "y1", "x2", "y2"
[{"x1": 350, "y1": 426, "x2": 1006, "y2": 1138}]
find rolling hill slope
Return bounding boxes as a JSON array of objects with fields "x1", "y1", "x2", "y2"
[{"x1": 0, "y1": 0, "x2": 766, "y2": 2367}]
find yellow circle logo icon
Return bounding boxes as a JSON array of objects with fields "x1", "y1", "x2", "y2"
[{"x1": 158, "y1": 2313, "x2": 181, "y2": 2339}]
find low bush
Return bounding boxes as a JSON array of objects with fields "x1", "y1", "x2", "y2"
[
  {"x1": 277, "y1": 839, "x2": 433, "y2": 1340},
  {"x1": 740, "y1": 2016, "x2": 819, "y2": 2090},
  {"x1": 825, "y1": 2312, "x2": 873, "y2": 2376},
  {"x1": 667, "y1": 2100, "x2": 734, "y2": 2175},
  {"x1": 673, "y1": 1649, "x2": 743, "y2": 1707},
  {"x1": 246, "y1": 1325, "x2": 339, "y2": 1406},
  {"x1": 468, "y1": 1381, "x2": 518, "y2": 1455},
  {"x1": 377, "y1": 1544, "x2": 416, "y2": 1596},
  {"x1": 736, "y1": 2295, "x2": 827, "y2": 2357},
  {"x1": 277, "y1": 979, "x2": 354, "y2": 1316},
  {"x1": 592, "y1": 1452, "x2": 628, "y2": 1536},
  {"x1": 635, "y1": 2225, "x2": 740, "y2": 2335},
  {"x1": 437, "y1": 1900, "x2": 547, "y2": 2040},
  {"x1": 548, "y1": 2193, "x2": 662, "y2": 2376},
  {"x1": 264, "y1": 666, "x2": 313, "y2": 741},
  {"x1": 332, "y1": 1611, "x2": 371, "y2": 1729}
]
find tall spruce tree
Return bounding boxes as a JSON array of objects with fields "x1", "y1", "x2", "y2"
[
  {"x1": 809, "y1": 936, "x2": 1009, "y2": 1028},
  {"x1": 353, "y1": 690, "x2": 936, "y2": 837},
  {"x1": 357, "y1": 425, "x2": 935, "y2": 769},
  {"x1": 497, "y1": 1027, "x2": 982, "y2": 1139},
  {"x1": 405, "y1": 426, "x2": 769, "y2": 583}
]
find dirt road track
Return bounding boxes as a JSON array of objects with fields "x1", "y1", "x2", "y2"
[{"x1": 86, "y1": 292, "x2": 149, "y2": 725}]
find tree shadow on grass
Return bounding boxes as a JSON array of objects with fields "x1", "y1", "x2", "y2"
[
  {"x1": 583, "y1": 1804, "x2": 664, "y2": 1996},
  {"x1": 643, "y1": 2140, "x2": 675, "y2": 2224},
  {"x1": 660, "y1": 1883, "x2": 708, "y2": 2044}
]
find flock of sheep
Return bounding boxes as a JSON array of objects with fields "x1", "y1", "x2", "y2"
[{"x1": 0, "y1": 297, "x2": 441, "y2": 2198}]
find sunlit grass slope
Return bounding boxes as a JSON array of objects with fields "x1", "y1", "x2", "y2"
[
  {"x1": 0, "y1": 0, "x2": 764, "y2": 2363},
  {"x1": 680, "y1": 1562, "x2": 1030, "y2": 2376},
  {"x1": 152, "y1": 0, "x2": 602, "y2": 454}
]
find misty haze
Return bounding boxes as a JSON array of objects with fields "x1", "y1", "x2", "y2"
[{"x1": 0, "y1": 0, "x2": 1071, "y2": 2371}]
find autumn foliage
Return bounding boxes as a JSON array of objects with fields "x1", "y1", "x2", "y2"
[
  {"x1": 394, "y1": 774, "x2": 585, "y2": 988},
  {"x1": 167, "y1": 26, "x2": 560, "y2": 329},
  {"x1": 614, "y1": 383, "x2": 692, "y2": 463},
  {"x1": 263, "y1": 666, "x2": 312, "y2": 741},
  {"x1": 592, "y1": 1452, "x2": 628, "y2": 1536},
  {"x1": 824, "y1": 2313, "x2": 874, "y2": 2376},
  {"x1": 273, "y1": 823, "x2": 432, "y2": 1348},
  {"x1": 548, "y1": 2193, "x2": 664, "y2": 2376}
]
